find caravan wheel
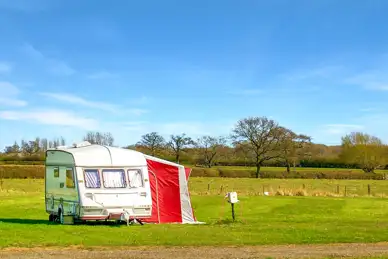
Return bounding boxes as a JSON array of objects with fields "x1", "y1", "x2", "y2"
[{"x1": 58, "y1": 208, "x2": 64, "y2": 225}]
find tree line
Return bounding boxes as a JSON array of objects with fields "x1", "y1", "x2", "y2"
[{"x1": 2, "y1": 116, "x2": 388, "y2": 178}]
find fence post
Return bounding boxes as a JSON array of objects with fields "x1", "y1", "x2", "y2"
[
  {"x1": 344, "y1": 186, "x2": 347, "y2": 197},
  {"x1": 262, "y1": 185, "x2": 265, "y2": 195},
  {"x1": 368, "y1": 184, "x2": 371, "y2": 196},
  {"x1": 337, "y1": 185, "x2": 339, "y2": 194}
]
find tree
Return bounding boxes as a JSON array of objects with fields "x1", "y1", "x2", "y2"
[
  {"x1": 340, "y1": 132, "x2": 387, "y2": 173},
  {"x1": 231, "y1": 116, "x2": 286, "y2": 178},
  {"x1": 3, "y1": 141, "x2": 20, "y2": 154},
  {"x1": 195, "y1": 136, "x2": 226, "y2": 168},
  {"x1": 233, "y1": 141, "x2": 255, "y2": 166},
  {"x1": 167, "y1": 133, "x2": 195, "y2": 163},
  {"x1": 83, "y1": 131, "x2": 114, "y2": 146},
  {"x1": 40, "y1": 138, "x2": 48, "y2": 151},
  {"x1": 137, "y1": 132, "x2": 165, "y2": 156},
  {"x1": 278, "y1": 127, "x2": 311, "y2": 173},
  {"x1": 21, "y1": 140, "x2": 39, "y2": 156}
]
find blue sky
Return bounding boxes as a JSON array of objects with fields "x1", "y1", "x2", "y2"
[{"x1": 1, "y1": 0, "x2": 388, "y2": 149}]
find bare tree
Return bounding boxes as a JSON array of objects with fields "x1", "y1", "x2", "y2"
[
  {"x1": 137, "y1": 132, "x2": 165, "y2": 156},
  {"x1": 195, "y1": 136, "x2": 227, "y2": 168},
  {"x1": 40, "y1": 138, "x2": 48, "y2": 151},
  {"x1": 233, "y1": 141, "x2": 255, "y2": 167},
  {"x1": 231, "y1": 116, "x2": 285, "y2": 178},
  {"x1": 60, "y1": 136, "x2": 66, "y2": 146},
  {"x1": 278, "y1": 127, "x2": 311, "y2": 173},
  {"x1": 21, "y1": 140, "x2": 39, "y2": 156},
  {"x1": 3, "y1": 141, "x2": 20, "y2": 154},
  {"x1": 167, "y1": 133, "x2": 195, "y2": 163},
  {"x1": 83, "y1": 131, "x2": 114, "y2": 146}
]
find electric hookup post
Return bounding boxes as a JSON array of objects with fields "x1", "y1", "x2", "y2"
[{"x1": 226, "y1": 192, "x2": 239, "y2": 221}]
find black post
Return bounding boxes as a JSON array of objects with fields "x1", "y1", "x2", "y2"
[{"x1": 231, "y1": 203, "x2": 235, "y2": 221}]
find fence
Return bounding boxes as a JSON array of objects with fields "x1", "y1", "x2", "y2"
[{"x1": 188, "y1": 178, "x2": 388, "y2": 198}]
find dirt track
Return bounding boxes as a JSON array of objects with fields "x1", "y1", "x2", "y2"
[{"x1": 2, "y1": 243, "x2": 388, "y2": 259}]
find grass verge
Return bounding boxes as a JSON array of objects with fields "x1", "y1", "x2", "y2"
[{"x1": 1, "y1": 179, "x2": 388, "y2": 248}]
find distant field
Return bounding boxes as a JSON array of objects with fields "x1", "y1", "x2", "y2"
[
  {"x1": 1, "y1": 164, "x2": 388, "y2": 180},
  {"x1": 1, "y1": 178, "x2": 388, "y2": 250},
  {"x1": 214, "y1": 165, "x2": 388, "y2": 173},
  {"x1": 190, "y1": 177, "x2": 388, "y2": 197}
]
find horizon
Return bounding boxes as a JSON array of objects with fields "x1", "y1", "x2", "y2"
[{"x1": 1, "y1": 0, "x2": 388, "y2": 150}]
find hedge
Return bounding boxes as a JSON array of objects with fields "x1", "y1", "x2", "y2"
[{"x1": 0, "y1": 165, "x2": 385, "y2": 180}]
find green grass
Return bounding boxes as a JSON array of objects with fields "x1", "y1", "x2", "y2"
[{"x1": 1, "y1": 179, "x2": 388, "y2": 248}]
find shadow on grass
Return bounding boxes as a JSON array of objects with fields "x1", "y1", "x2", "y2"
[
  {"x1": 0, "y1": 218, "x2": 53, "y2": 225},
  {"x1": 0, "y1": 218, "x2": 130, "y2": 227}
]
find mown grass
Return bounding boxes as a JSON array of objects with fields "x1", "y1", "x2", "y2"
[{"x1": 1, "y1": 179, "x2": 388, "y2": 248}]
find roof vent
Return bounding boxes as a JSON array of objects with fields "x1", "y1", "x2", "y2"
[{"x1": 72, "y1": 141, "x2": 92, "y2": 148}]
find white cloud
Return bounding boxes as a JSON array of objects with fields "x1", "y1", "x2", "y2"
[
  {"x1": 22, "y1": 43, "x2": 75, "y2": 76},
  {"x1": 345, "y1": 71, "x2": 388, "y2": 91},
  {"x1": 128, "y1": 96, "x2": 150, "y2": 105},
  {"x1": 40, "y1": 92, "x2": 147, "y2": 115},
  {"x1": 0, "y1": 82, "x2": 27, "y2": 107},
  {"x1": 0, "y1": 109, "x2": 98, "y2": 129},
  {"x1": 87, "y1": 71, "x2": 118, "y2": 80},
  {"x1": 0, "y1": 62, "x2": 12, "y2": 74},
  {"x1": 126, "y1": 108, "x2": 148, "y2": 116},
  {"x1": 228, "y1": 88, "x2": 263, "y2": 95},
  {"x1": 47, "y1": 60, "x2": 76, "y2": 76},
  {"x1": 40, "y1": 92, "x2": 117, "y2": 111},
  {"x1": 323, "y1": 124, "x2": 364, "y2": 135},
  {"x1": 121, "y1": 120, "x2": 233, "y2": 139},
  {"x1": 282, "y1": 65, "x2": 343, "y2": 81}
]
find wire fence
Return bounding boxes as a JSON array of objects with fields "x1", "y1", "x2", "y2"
[{"x1": 189, "y1": 179, "x2": 388, "y2": 198}]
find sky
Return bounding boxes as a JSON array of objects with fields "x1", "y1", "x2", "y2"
[{"x1": 1, "y1": 0, "x2": 388, "y2": 149}]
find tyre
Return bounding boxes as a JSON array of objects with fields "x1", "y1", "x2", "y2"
[{"x1": 58, "y1": 208, "x2": 64, "y2": 224}]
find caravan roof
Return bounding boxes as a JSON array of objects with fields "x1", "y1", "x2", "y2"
[{"x1": 49, "y1": 144, "x2": 148, "y2": 167}]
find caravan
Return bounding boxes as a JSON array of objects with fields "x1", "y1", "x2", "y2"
[{"x1": 44, "y1": 141, "x2": 197, "y2": 225}]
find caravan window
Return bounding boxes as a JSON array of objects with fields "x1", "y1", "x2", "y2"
[
  {"x1": 127, "y1": 169, "x2": 143, "y2": 188},
  {"x1": 102, "y1": 169, "x2": 126, "y2": 188},
  {"x1": 84, "y1": 169, "x2": 101, "y2": 188},
  {"x1": 66, "y1": 168, "x2": 75, "y2": 188},
  {"x1": 53, "y1": 167, "x2": 59, "y2": 178}
]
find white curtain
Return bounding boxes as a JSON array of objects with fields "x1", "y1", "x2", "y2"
[
  {"x1": 103, "y1": 170, "x2": 126, "y2": 188},
  {"x1": 84, "y1": 170, "x2": 101, "y2": 188},
  {"x1": 128, "y1": 170, "x2": 143, "y2": 188}
]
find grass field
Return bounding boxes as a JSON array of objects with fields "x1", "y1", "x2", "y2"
[
  {"x1": 2, "y1": 164, "x2": 388, "y2": 180},
  {"x1": 214, "y1": 166, "x2": 388, "y2": 173},
  {"x1": 1, "y1": 178, "x2": 388, "y2": 249}
]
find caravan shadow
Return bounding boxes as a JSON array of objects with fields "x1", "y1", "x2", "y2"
[
  {"x1": 0, "y1": 218, "x2": 124, "y2": 227},
  {"x1": 0, "y1": 218, "x2": 53, "y2": 225}
]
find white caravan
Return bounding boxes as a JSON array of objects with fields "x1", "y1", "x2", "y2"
[{"x1": 44, "y1": 141, "x2": 152, "y2": 225}]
